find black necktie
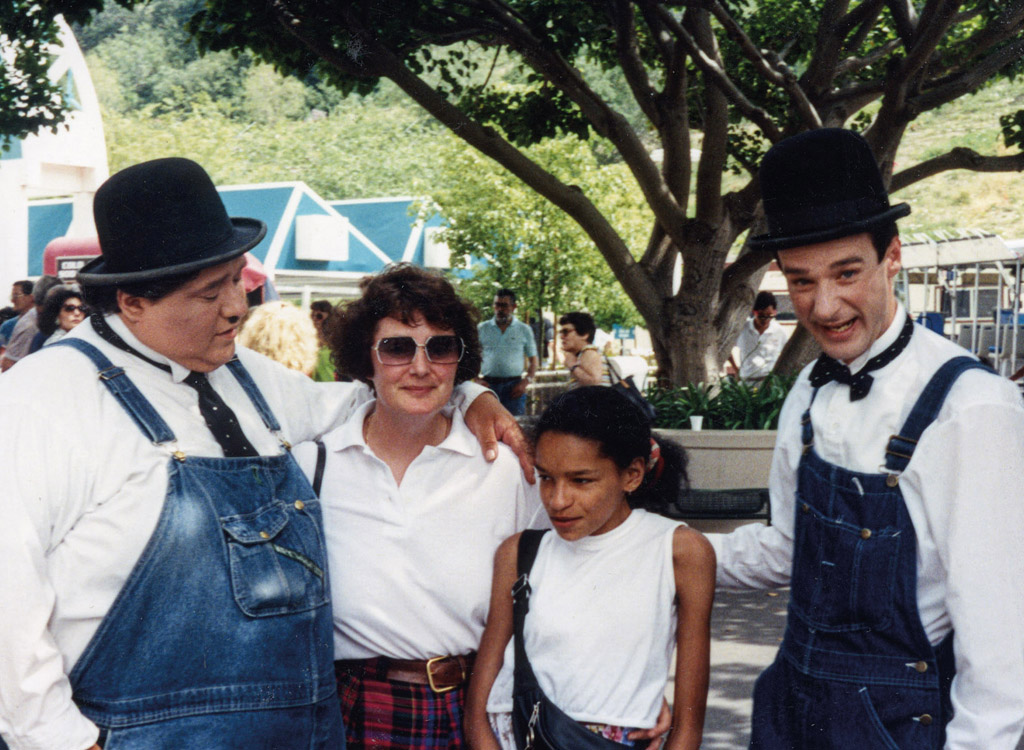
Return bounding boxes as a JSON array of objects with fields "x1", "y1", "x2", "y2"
[
  {"x1": 183, "y1": 371, "x2": 259, "y2": 458},
  {"x1": 91, "y1": 313, "x2": 258, "y2": 458},
  {"x1": 808, "y1": 315, "x2": 914, "y2": 401}
]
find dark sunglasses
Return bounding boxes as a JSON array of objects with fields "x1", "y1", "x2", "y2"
[
  {"x1": 62, "y1": 304, "x2": 87, "y2": 313},
  {"x1": 755, "y1": 313, "x2": 776, "y2": 320},
  {"x1": 373, "y1": 335, "x2": 465, "y2": 366}
]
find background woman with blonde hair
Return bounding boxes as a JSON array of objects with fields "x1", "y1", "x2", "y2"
[{"x1": 238, "y1": 300, "x2": 319, "y2": 375}]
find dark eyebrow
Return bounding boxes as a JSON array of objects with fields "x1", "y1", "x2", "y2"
[
  {"x1": 782, "y1": 255, "x2": 865, "y2": 276},
  {"x1": 533, "y1": 462, "x2": 598, "y2": 478}
]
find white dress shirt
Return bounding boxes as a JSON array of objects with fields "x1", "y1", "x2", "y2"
[
  {"x1": 0, "y1": 316, "x2": 485, "y2": 750},
  {"x1": 294, "y1": 400, "x2": 544, "y2": 662},
  {"x1": 735, "y1": 317, "x2": 789, "y2": 381},
  {"x1": 708, "y1": 304, "x2": 1024, "y2": 749}
]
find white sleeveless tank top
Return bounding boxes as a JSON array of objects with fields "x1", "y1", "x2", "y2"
[{"x1": 488, "y1": 509, "x2": 683, "y2": 727}]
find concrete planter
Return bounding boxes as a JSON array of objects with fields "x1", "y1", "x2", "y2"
[{"x1": 655, "y1": 429, "x2": 777, "y2": 490}]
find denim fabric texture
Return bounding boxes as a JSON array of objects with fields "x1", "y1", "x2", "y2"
[
  {"x1": 750, "y1": 357, "x2": 987, "y2": 749},
  {"x1": 51, "y1": 339, "x2": 344, "y2": 749},
  {"x1": 488, "y1": 378, "x2": 527, "y2": 416}
]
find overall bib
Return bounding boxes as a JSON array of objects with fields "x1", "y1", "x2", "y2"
[
  {"x1": 750, "y1": 357, "x2": 988, "y2": 749},
  {"x1": 55, "y1": 339, "x2": 344, "y2": 749}
]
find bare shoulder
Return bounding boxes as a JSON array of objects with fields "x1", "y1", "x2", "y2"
[
  {"x1": 672, "y1": 525, "x2": 716, "y2": 572},
  {"x1": 495, "y1": 532, "x2": 524, "y2": 570}
]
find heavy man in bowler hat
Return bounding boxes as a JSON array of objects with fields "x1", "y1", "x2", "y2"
[
  {"x1": 708, "y1": 129, "x2": 1024, "y2": 748},
  {"x1": 0, "y1": 158, "x2": 522, "y2": 750}
]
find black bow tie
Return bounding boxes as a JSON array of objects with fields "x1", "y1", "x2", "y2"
[{"x1": 808, "y1": 315, "x2": 914, "y2": 401}]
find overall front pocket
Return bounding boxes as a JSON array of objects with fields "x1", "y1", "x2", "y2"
[
  {"x1": 790, "y1": 499, "x2": 901, "y2": 632},
  {"x1": 221, "y1": 502, "x2": 329, "y2": 617}
]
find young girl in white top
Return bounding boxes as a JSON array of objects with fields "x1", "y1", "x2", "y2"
[{"x1": 465, "y1": 386, "x2": 715, "y2": 750}]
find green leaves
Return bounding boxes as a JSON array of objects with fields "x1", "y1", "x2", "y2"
[{"x1": 648, "y1": 374, "x2": 796, "y2": 430}]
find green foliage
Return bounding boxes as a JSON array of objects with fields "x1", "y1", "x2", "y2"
[
  {"x1": 426, "y1": 135, "x2": 646, "y2": 329},
  {"x1": 649, "y1": 374, "x2": 797, "y2": 430},
  {"x1": 103, "y1": 103, "x2": 452, "y2": 199},
  {"x1": 0, "y1": 1, "x2": 77, "y2": 143},
  {"x1": 1000, "y1": 109, "x2": 1024, "y2": 151}
]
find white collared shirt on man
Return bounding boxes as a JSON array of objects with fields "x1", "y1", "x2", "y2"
[
  {"x1": 708, "y1": 304, "x2": 1024, "y2": 749},
  {"x1": 735, "y1": 317, "x2": 788, "y2": 381},
  {"x1": 0, "y1": 315, "x2": 486, "y2": 750}
]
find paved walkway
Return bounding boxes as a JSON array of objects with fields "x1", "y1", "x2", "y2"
[{"x1": 700, "y1": 588, "x2": 788, "y2": 748}]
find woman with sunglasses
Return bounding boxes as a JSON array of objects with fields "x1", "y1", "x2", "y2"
[
  {"x1": 296, "y1": 264, "x2": 543, "y2": 750},
  {"x1": 38, "y1": 286, "x2": 88, "y2": 347}
]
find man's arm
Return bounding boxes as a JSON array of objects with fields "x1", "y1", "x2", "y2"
[
  {"x1": 704, "y1": 378, "x2": 809, "y2": 589},
  {"x1": 915, "y1": 388, "x2": 1024, "y2": 748},
  {"x1": 0, "y1": 399, "x2": 101, "y2": 750}
]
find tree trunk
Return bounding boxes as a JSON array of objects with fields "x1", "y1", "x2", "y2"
[{"x1": 773, "y1": 324, "x2": 820, "y2": 376}]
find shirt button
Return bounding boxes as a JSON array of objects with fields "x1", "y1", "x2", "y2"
[
  {"x1": 914, "y1": 661, "x2": 928, "y2": 673},
  {"x1": 294, "y1": 500, "x2": 306, "y2": 510},
  {"x1": 259, "y1": 531, "x2": 270, "y2": 539},
  {"x1": 860, "y1": 528, "x2": 872, "y2": 540},
  {"x1": 918, "y1": 714, "x2": 933, "y2": 725}
]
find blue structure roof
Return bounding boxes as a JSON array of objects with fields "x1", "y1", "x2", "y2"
[{"x1": 27, "y1": 182, "x2": 443, "y2": 283}]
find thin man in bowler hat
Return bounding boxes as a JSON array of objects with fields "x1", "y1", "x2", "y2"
[
  {"x1": 707, "y1": 129, "x2": 1024, "y2": 748},
  {"x1": 0, "y1": 158, "x2": 524, "y2": 749}
]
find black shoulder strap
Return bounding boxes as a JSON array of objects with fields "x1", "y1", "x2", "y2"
[
  {"x1": 512, "y1": 529, "x2": 549, "y2": 691},
  {"x1": 312, "y1": 439, "x2": 326, "y2": 496}
]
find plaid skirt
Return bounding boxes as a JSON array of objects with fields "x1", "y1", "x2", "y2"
[{"x1": 335, "y1": 659, "x2": 467, "y2": 750}]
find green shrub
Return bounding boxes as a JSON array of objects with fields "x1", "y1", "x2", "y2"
[{"x1": 647, "y1": 374, "x2": 797, "y2": 430}]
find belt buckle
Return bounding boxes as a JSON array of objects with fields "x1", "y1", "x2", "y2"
[{"x1": 426, "y1": 655, "x2": 461, "y2": 694}]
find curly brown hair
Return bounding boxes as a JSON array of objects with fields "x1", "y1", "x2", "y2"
[{"x1": 331, "y1": 264, "x2": 482, "y2": 386}]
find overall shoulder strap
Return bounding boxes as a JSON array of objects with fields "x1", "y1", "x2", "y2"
[
  {"x1": 52, "y1": 338, "x2": 176, "y2": 445},
  {"x1": 224, "y1": 356, "x2": 282, "y2": 433},
  {"x1": 312, "y1": 439, "x2": 327, "y2": 496},
  {"x1": 884, "y1": 356, "x2": 995, "y2": 473},
  {"x1": 512, "y1": 529, "x2": 550, "y2": 691}
]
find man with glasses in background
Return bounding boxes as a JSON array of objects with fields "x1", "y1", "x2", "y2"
[
  {"x1": 729, "y1": 291, "x2": 789, "y2": 382},
  {"x1": 477, "y1": 288, "x2": 538, "y2": 415}
]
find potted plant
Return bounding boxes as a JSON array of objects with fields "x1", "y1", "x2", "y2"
[{"x1": 647, "y1": 375, "x2": 796, "y2": 521}]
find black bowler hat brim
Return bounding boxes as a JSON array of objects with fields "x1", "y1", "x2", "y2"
[
  {"x1": 77, "y1": 218, "x2": 266, "y2": 286},
  {"x1": 747, "y1": 202, "x2": 910, "y2": 254}
]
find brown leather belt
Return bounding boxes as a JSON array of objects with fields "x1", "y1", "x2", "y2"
[{"x1": 336, "y1": 653, "x2": 476, "y2": 694}]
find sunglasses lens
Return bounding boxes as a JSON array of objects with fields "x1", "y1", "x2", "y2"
[
  {"x1": 376, "y1": 337, "x2": 417, "y2": 364},
  {"x1": 426, "y1": 336, "x2": 462, "y2": 363}
]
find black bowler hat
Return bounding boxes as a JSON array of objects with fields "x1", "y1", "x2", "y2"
[
  {"x1": 78, "y1": 157, "x2": 267, "y2": 286},
  {"x1": 748, "y1": 128, "x2": 910, "y2": 253}
]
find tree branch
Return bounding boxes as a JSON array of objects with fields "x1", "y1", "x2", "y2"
[
  {"x1": 270, "y1": 2, "x2": 666, "y2": 320},
  {"x1": 834, "y1": 39, "x2": 901, "y2": 76},
  {"x1": 911, "y1": 38, "x2": 1024, "y2": 114},
  {"x1": 689, "y1": 7, "x2": 728, "y2": 224},
  {"x1": 801, "y1": 0, "x2": 852, "y2": 93},
  {"x1": 949, "y1": 1, "x2": 1024, "y2": 65},
  {"x1": 640, "y1": 0, "x2": 782, "y2": 141},
  {"x1": 885, "y1": 0, "x2": 920, "y2": 45},
  {"x1": 898, "y1": 0, "x2": 960, "y2": 84},
  {"x1": 609, "y1": 0, "x2": 660, "y2": 127},
  {"x1": 706, "y1": 0, "x2": 822, "y2": 129},
  {"x1": 841, "y1": 0, "x2": 887, "y2": 55},
  {"x1": 891, "y1": 148, "x2": 1024, "y2": 193},
  {"x1": 836, "y1": 0, "x2": 886, "y2": 37}
]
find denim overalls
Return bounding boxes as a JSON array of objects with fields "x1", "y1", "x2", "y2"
[
  {"x1": 750, "y1": 357, "x2": 988, "y2": 749},
  {"x1": 53, "y1": 339, "x2": 344, "y2": 749}
]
